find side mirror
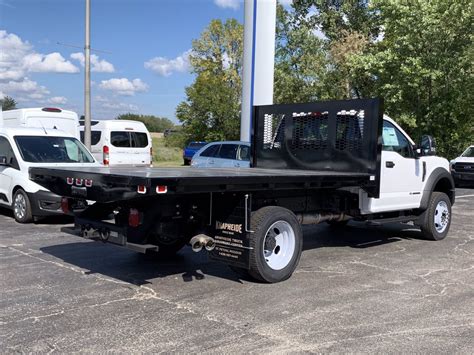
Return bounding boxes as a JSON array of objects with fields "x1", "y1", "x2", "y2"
[
  {"x1": 420, "y1": 135, "x2": 436, "y2": 156},
  {"x1": 0, "y1": 155, "x2": 8, "y2": 165}
]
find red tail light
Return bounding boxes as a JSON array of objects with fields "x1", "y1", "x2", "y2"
[
  {"x1": 61, "y1": 197, "x2": 69, "y2": 214},
  {"x1": 128, "y1": 208, "x2": 140, "y2": 227},
  {"x1": 156, "y1": 185, "x2": 168, "y2": 194},
  {"x1": 103, "y1": 145, "x2": 109, "y2": 166}
]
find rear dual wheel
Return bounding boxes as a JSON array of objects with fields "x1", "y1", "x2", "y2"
[{"x1": 247, "y1": 206, "x2": 303, "y2": 283}]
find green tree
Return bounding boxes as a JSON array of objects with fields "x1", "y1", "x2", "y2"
[
  {"x1": 176, "y1": 19, "x2": 243, "y2": 142},
  {"x1": 277, "y1": 0, "x2": 473, "y2": 158},
  {"x1": 1, "y1": 96, "x2": 17, "y2": 111},
  {"x1": 274, "y1": 4, "x2": 329, "y2": 103},
  {"x1": 351, "y1": 0, "x2": 473, "y2": 157},
  {"x1": 116, "y1": 113, "x2": 175, "y2": 132}
]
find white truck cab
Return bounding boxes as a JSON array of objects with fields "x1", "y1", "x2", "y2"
[
  {"x1": 80, "y1": 120, "x2": 152, "y2": 166},
  {"x1": 0, "y1": 127, "x2": 99, "y2": 222},
  {"x1": 1, "y1": 107, "x2": 80, "y2": 139},
  {"x1": 361, "y1": 115, "x2": 453, "y2": 215}
]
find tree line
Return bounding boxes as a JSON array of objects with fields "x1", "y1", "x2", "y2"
[{"x1": 177, "y1": 0, "x2": 473, "y2": 158}]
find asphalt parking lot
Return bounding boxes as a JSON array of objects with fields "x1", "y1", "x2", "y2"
[{"x1": 1, "y1": 188, "x2": 473, "y2": 353}]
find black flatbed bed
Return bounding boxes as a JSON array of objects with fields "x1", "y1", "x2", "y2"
[{"x1": 30, "y1": 166, "x2": 374, "y2": 203}]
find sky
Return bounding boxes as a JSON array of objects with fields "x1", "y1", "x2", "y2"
[{"x1": 0, "y1": 0, "x2": 278, "y2": 122}]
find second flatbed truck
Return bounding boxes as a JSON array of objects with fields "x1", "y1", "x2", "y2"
[{"x1": 28, "y1": 98, "x2": 455, "y2": 283}]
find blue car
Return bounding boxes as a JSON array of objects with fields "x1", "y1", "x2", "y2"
[{"x1": 183, "y1": 141, "x2": 207, "y2": 165}]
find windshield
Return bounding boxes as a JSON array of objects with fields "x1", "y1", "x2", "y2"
[
  {"x1": 461, "y1": 147, "x2": 474, "y2": 157},
  {"x1": 15, "y1": 136, "x2": 95, "y2": 163}
]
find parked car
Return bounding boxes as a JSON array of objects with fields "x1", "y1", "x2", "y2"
[
  {"x1": 191, "y1": 141, "x2": 251, "y2": 168},
  {"x1": 0, "y1": 126, "x2": 99, "y2": 223},
  {"x1": 80, "y1": 120, "x2": 152, "y2": 166},
  {"x1": 450, "y1": 145, "x2": 474, "y2": 186},
  {"x1": 1, "y1": 107, "x2": 80, "y2": 139},
  {"x1": 183, "y1": 141, "x2": 207, "y2": 165}
]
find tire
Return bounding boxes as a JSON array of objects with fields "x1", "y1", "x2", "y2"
[
  {"x1": 183, "y1": 159, "x2": 190, "y2": 166},
  {"x1": 12, "y1": 189, "x2": 33, "y2": 223},
  {"x1": 248, "y1": 206, "x2": 303, "y2": 283},
  {"x1": 419, "y1": 192, "x2": 451, "y2": 241}
]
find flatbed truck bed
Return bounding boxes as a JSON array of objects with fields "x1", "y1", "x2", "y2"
[{"x1": 30, "y1": 166, "x2": 374, "y2": 203}]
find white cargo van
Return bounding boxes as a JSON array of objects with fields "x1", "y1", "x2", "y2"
[
  {"x1": 0, "y1": 126, "x2": 99, "y2": 223},
  {"x1": 1, "y1": 107, "x2": 80, "y2": 139},
  {"x1": 80, "y1": 120, "x2": 152, "y2": 166}
]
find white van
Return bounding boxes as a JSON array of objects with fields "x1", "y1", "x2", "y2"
[
  {"x1": 1, "y1": 107, "x2": 80, "y2": 139},
  {"x1": 80, "y1": 120, "x2": 152, "y2": 166},
  {"x1": 0, "y1": 126, "x2": 99, "y2": 223}
]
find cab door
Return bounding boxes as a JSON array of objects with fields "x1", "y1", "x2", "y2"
[
  {"x1": 0, "y1": 136, "x2": 15, "y2": 206},
  {"x1": 366, "y1": 120, "x2": 423, "y2": 213}
]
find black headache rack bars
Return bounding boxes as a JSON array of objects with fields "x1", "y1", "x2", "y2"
[{"x1": 252, "y1": 97, "x2": 383, "y2": 196}]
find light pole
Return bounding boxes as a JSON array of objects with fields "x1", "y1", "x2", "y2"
[
  {"x1": 84, "y1": 0, "x2": 91, "y2": 150},
  {"x1": 240, "y1": 0, "x2": 276, "y2": 142}
]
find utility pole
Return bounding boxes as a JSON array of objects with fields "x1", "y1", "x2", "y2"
[{"x1": 84, "y1": 0, "x2": 91, "y2": 149}]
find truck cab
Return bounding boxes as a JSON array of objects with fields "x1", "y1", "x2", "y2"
[{"x1": 361, "y1": 115, "x2": 453, "y2": 214}]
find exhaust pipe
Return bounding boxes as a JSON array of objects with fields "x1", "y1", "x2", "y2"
[
  {"x1": 296, "y1": 213, "x2": 351, "y2": 225},
  {"x1": 190, "y1": 234, "x2": 207, "y2": 252},
  {"x1": 204, "y1": 237, "x2": 215, "y2": 251},
  {"x1": 190, "y1": 234, "x2": 216, "y2": 252}
]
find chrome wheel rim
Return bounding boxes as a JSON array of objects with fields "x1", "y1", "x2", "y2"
[
  {"x1": 434, "y1": 201, "x2": 449, "y2": 233},
  {"x1": 263, "y1": 221, "x2": 296, "y2": 270},
  {"x1": 14, "y1": 193, "x2": 26, "y2": 220}
]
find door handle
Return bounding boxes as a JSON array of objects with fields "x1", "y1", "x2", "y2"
[{"x1": 386, "y1": 161, "x2": 395, "y2": 168}]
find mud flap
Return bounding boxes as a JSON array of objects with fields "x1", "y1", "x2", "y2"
[{"x1": 209, "y1": 194, "x2": 252, "y2": 269}]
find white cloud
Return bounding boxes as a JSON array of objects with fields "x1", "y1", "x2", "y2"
[
  {"x1": 99, "y1": 78, "x2": 148, "y2": 96},
  {"x1": 0, "y1": 78, "x2": 50, "y2": 100},
  {"x1": 144, "y1": 50, "x2": 191, "y2": 77},
  {"x1": 48, "y1": 96, "x2": 68, "y2": 105},
  {"x1": 23, "y1": 52, "x2": 79, "y2": 73},
  {"x1": 0, "y1": 30, "x2": 79, "y2": 80},
  {"x1": 214, "y1": 0, "x2": 240, "y2": 10},
  {"x1": 70, "y1": 52, "x2": 115, "y2": 73},
  {"x1": 93, "y1": 95, "x2": 139, "y2": 118}
]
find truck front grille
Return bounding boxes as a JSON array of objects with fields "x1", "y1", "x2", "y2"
[{"x1": 454, "y1": 163, "x2": 474, "y2": 173}]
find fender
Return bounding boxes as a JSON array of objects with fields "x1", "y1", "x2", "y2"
[{"x1": 419, "y1": 167, "x2": 455, "y2": 210}]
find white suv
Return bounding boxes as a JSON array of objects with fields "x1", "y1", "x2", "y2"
[{"x1": 0, "y1": 127, "x2": 99, "y2": 223}]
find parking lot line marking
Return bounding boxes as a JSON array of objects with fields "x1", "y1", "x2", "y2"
[{"x1": 456, "y1": 194, "x2": 474, "y2": 199}]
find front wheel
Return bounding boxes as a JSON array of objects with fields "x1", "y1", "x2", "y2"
[
  {"x1": 419, "y1": 192, "x2": 452, "y2": 241},
  {"x1": 13, "y1": 189, "x2": 33, "y2": 223},
  {"x1": 248, "y1": 206, "x2": 303, "y2": 283}
]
